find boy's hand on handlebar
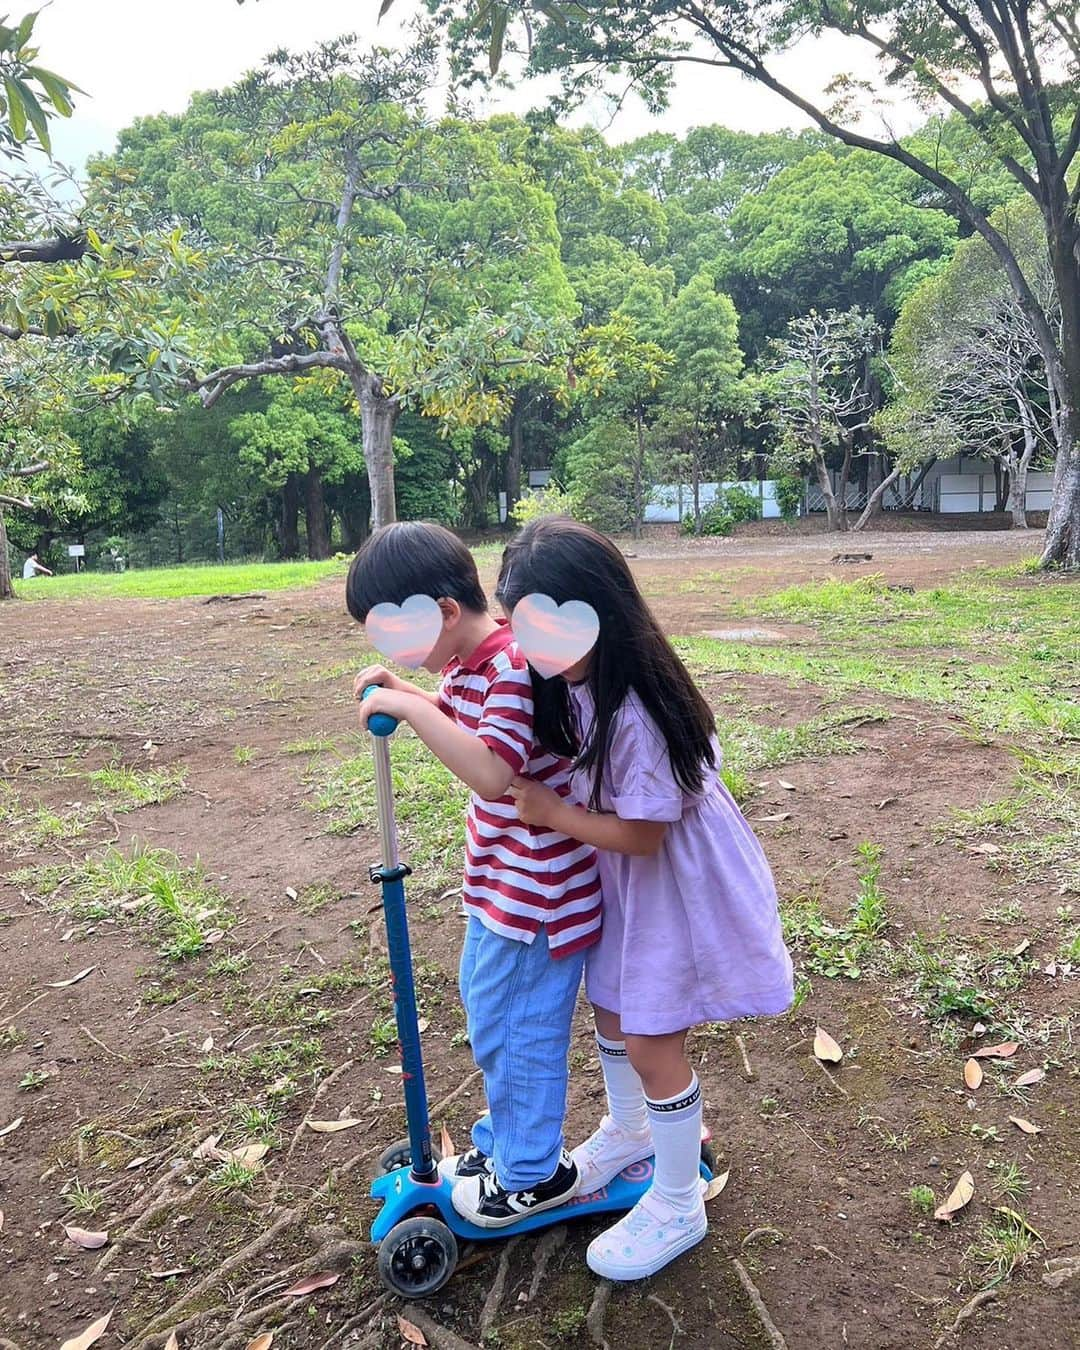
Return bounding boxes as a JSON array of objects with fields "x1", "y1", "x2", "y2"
[
  {"x1": 353, "y1": 664, "x2": 402, "y2": 701},
  {"x1": 508, "y1": 776, "x2": 563, "y2": 828},
  {"x1": 356, "y1": 685, "x2": 411, "y2": 731}
]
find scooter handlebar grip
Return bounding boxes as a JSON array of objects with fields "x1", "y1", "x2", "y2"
[{"x1": 361, "y1": 683, "x2": 399, "y2": 737}]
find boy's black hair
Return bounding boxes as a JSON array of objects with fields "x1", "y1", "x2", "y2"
[
  {"x1": 345, "y1": 521, "x2": 487, "y2": 622},
  {"x1": 496, "y1": 517, "x2": 716, "y2": 810}
]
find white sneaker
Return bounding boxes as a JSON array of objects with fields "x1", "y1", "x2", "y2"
[
  {"x1": 571, "y1": 1115, "x2": 654, "y2": 1193},
  {"x1": 586, "y1": 1188, "x2": 708, "y2": 1281}
]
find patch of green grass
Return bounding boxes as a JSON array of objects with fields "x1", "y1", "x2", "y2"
[
  {"x1": 65, "y1": 1178, "x2": 105, "y2": 1215},
  {"x1": 293, "y1": 883, "x2": 341, "y2": 916},
  {"x1": 909, "y1": 1184, "x2": 935, "y2": 1215},
  {"x1": 208, "y1": 952, "x2": 252, "y2": 978},
  {"x1": 989, "y1": 1160, "x2": 1029, "y2": 1204},
  {"x1": 309, "y1": 733, "x2": 468, "y2": 886},
  {"x1": 852, "y1": 842, "x2": 888, "y2": 936},
  {"x1": 209, "y1": 1159, "x2": 260, "y2": 1194},
  {"x1": 230, "y1": 1102, "x2": 282, "y2": 1144},
  {"x1": 716, "y1": 708, "x2": 869, "y2": 779},
  {"x1": 14, "y1": 844, "x2": 233, "y2": 961},
  {"x1": 19, "y1": 1068, "x2": 49, "y2": 1091},
  {"x1": 282, "y1": 736, "x2": 336, "y2": 756},
  {"x1": 369, "y1": 1016, "x2": 398, "y2": 1057},
  {"x1": 890, "y1": 934, "x2": 1011, "y2": 1037},
  {"x1": 13, "y1": 558, "x2": 348, "y2": 602},
  {"x1": 966, "y1": 1212, "x2": 1039, "y2": 1282},
  {"x1": 0, "y1": 1026, "x2": 26, "y2": 1052},
  {"x1": 781, "y1": 847, "x2": 891, "y2": 981},
  {"x1": 14, "y1": 804, "x2": 92, "y2": 849},
  {"x1": 88, "y1": 764, "x2": 186, "y2": 811},
  {"x1": 233, "y1": 746, "x2": 256, "y2": 766}
]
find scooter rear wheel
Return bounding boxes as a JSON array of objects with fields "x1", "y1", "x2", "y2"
[
  {"x1": 378, "y1": 1215, "x2": 458, "y2": 1297},
  {"x1": 376, "y1": 1136, "x2": 443, "y2": 1176}
]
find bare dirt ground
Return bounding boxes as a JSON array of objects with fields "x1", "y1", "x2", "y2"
[{"x1": 1, "y1": 528, "x2": 1077, "y2": 1350}]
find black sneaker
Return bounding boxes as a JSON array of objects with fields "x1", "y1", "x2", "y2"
[
  {"x1": 450, "y1": 1150, "x2": 579, "y2": 1228},
  {"x1": 437, "y1": 1146, "x2": 492, "y2": 1182}
]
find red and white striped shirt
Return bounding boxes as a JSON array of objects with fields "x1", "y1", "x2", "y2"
[{"x1": 438, "y1": 622, "x2": 601, "y2": 958}]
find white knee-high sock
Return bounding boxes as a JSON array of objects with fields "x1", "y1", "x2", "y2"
[
  {"x1": 597, "y1": 1034, "x2": 649, "y2": 1134},
  {"x1": 646, "y1": 1073, "x2": 703, "y2": 1213}
]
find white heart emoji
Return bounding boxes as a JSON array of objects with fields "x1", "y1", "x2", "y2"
[
  {"x1": 511, "y1": 593, "x2": 599, "y2": 679},
  {"x1": 365, "y1": 594, "x2": 443, "y2": 669}
]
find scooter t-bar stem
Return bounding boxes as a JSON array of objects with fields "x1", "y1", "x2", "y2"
[{"x1": 362, "y1": 685, "x2": 437, "y2": 1184}]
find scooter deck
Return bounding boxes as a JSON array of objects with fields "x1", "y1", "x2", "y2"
[{"x1": 370, "y1": 1156, "x2": 712, "y2": 1244}]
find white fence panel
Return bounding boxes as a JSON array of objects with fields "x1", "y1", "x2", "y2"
[{"x1": 646, "y1": 480, "x2": 782, "y2": 523}]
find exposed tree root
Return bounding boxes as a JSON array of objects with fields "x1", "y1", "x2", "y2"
[
  {"x1": 587, "y1": 1279, "x2": 612, "y2": 1350},
  {"x1": 237, "y1": 1236, "x2": 364, "y2": 1312},
  {"x1": 730, "y1": 1256, "x2": 788, "y2": 1350},
  {"x1": 733, "y1": 1033, "x2": 755, "y2": 1081},
  {"x1": 96, "y1": 1176, "x2": 211, "y2": 1275},
  {"x1": 427, "y1": 1068, "x2": 482, "y2": 1118},
  {"x1": 400, "y1": 1305, "x2": 483, "y2": 1350},
  {"x1": 527, "y1": 1223, "x2": 567, "y2": 1300},
  {"x1": 479, "y1": 1235, "x2": 522, "y2": 1336},
  {"x1": 322, "y1": 1294, "x2": 392, "y2": 1349},
  {"x1": 932, "y1": 1288, "x2": 997, "y2": 1348},
  {"x1": 648, "y1": 1293, "x2": 685, "y2": 1350}
]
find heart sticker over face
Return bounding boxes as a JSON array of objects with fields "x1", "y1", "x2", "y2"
[
  {"x1": 365, "y1": 594, "x2": 443, "y2": 669},
  {"x1": 511, "y1": 593, "x2": 600, "y2": 679}
]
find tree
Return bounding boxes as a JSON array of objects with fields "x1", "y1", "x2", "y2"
[
  {"x1": 657, "y1": 268, "x2": 744, "y2": 531},
  {"x1": 411, "y1": 1, "x2": 1080, "y2": 568},
  {"x1": 108, "y1": 38, "x2": 577, "y2": 532},
  {"x1": 886, "y1": 200, "x2": 1058, "y2": 527},
  {"x1": 763, "y1": 307, "x2": 879, "y2": 532}
]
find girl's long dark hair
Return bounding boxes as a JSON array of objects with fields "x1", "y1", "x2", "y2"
[{"x1": 496, "y1": 518, "x2": 716, "y2": 810}]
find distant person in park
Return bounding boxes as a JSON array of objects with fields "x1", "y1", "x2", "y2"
[
  {"x1": 347, "y1": 522, "x2": 601, "y2": 1227},
  {"x1": 22, "y1": 552, "x2": 54, "y2": 580},
  {"x1": 497, "y1": 517, "x2": 794, "y2": 1281}
]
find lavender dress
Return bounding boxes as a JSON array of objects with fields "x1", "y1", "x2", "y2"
[{"x1": 568, "y1": 684, "x2": 794, "y2": 1036}]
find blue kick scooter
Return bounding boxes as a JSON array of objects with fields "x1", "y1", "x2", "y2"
[{"x1": 362, "y1": 687, "x2": 715, "y2": 1297}]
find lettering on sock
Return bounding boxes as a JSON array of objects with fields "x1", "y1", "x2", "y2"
[{"x1": 646, "y1": 1082, "x2": 701, "y2": 1114}]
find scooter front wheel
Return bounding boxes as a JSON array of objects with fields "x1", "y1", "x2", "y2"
[
  {"x1": 378, "y1": 1215, "x2": 459, "y2": 1297},
  {"x1": 376, "y1": 1136, "x2": 444, "y2": 1176}
]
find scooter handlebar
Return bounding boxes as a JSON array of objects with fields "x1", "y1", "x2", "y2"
[{"x1": 361, "y1": 683, "x2": 399, "y2": 738}]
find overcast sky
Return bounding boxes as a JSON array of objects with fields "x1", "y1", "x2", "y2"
[{"x1": 32, "y1": 0, "x2": 923, "y2": 171}]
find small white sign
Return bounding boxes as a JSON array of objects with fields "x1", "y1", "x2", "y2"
[{"x1": 67, "y1": 544, "x2": 85, "y2": 557}]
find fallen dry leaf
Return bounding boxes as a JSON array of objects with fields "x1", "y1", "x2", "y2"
[
  {"x1": 813, "y1": 1027, "x2": 843, "y2": 1063},
  {"x1": 193, "y1": 1133, "x2": 221, "y2": 1160},
  {"x1": 397, "y1": 1315, "x2": 428, "y2": 1347},
  {"x1": 306, "y1": 1118, "x2": 363, "y2": 1134},
  {"x1": 876, "y1": 796, "x2": 898, "y2": 809},
  {"x1": 0, "y1": 1209, "x2": 4, "y2": 1233},
  {"x1": 59, "y1": 1310, "x2": 113, "y2": 1350},
  {"x1": 214, "y1": 1143, "x2": 269, "y2": 1167},
  {"x1": 1015, "y1": 1068, "x2": 1045, "y2": 1088},
  {"x1": 963, "y1": 1058, "x2": 983, "y2": 1090},
  {"x1": 968, "y1": 841, "x2": 1001, "y2": 855},
  {"x1": 1043, "y1": 961, "x2": 1057, "y2": 977},
  {"x1": 440, "y1": 1124, "x2": 456, "y2": 1158},
  {"x1": 152, "y1": 1268, "x2": 190, "y2": 1280},
  {"x1": 0, "y1": 1117, "x2": 24, "y2": 1139},
  {"x1": 972, "y1": 1041, "x2": 1018, "y2": 1059},
  {"x1": 201, "y1": 1035, "x2": 214, "y2": 1053},
  {"x1": 385, "y1": 1064, "x2": 404, "y2": 1075},
  {"x1": 417, "y1": 1017, "x2": 429, "y2": 1033},
  {"x1": 777, "y1": 779, "x2": 796, "y2": 791},
  {"x1": 126, "y1": 1156, "x2": 149, "y2": 1170},
  {"x1": 934, "y1": 1170, "x2": 974, "y2": 1221},
  {"x1": 285, "y1": 886, "x2": 298, "y2": 901},
  {"x1": 47, "y1": 966, "x2": 96, "y2": 989},
  {"x1": 63, "y1": 1225, "x2": 109, "y2": 1250},
  {"x1": 164, "y1": 1335, "x2": 179, "y2": 1350},
  {"x1": 703, "y1": 1170, "x2": 730, "y2": 1202},
  {"x1": 1011, "y1": 938, "x2": 1030, "y2": 957},
  {"x1": 245, "y1": 1336, "x2": 273, "y2": 1350},
  {"x1": 755, "y1": 812, "x2": 791, "y2": 823},
  {"x1": 284, "y1": 1270, "x2": 341, "y2": 1297},
  {"x1": 1008, "y1": 1116, "x2": 1042, "y2": 1135}
]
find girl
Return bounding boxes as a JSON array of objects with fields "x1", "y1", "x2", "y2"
[{"x1": 498, "y1": 518, "x2": 793, "y2": 1281}]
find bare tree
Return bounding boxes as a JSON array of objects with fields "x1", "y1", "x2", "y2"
[{"x1": 765, "y1": 308, "x2": 878, "y2": 532}]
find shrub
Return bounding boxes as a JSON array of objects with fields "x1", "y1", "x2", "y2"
[
  {"x1": 773, "y1": 474, "x2": 803, "y2": 519},
  {"x1": 510, "y1": 483, "x2": 574, "y2": 526},
  {"x1": 682, "y1": 485, "x2": 762, "y2": 536}
]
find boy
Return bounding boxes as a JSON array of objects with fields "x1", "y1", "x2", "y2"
[{"x1": 348, "y1": 522, "x2": 600, "y2": 1226}]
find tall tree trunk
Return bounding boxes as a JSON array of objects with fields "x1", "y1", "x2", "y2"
[
  {"x1": 506, "y1": 391, "x2": 526, "y2": 523},
  {"x1": 0, "y1": 507, "x2": 12, "y2": 599},
  {"x1": 692, "y1": 446, "x2": 701, "y2": 535},
  {"x1": 836, "y1": 432, "x2": 854, "y2": 528},
  {"x1": 632, "y1": 407, "x2": 645, "y2": 539},
  {"x1": 852, "y1": 464, "x2": 903, "y2": 532},
  {"x1": 280, "y1": 475, "x2": 300, "y2": 559},
  {"x1": 356, "y1": 385, "x2": 399, "y2": 529},
  {"x1": 1007, "y1": 460, "x2": 1028, "y2": 529},
  {"x1": 813, "y1": 451, "x2": 847, "y2": 532},
  {"x1": 902, "y1": 456, "x2": 937, "y2": 509},
  {"x1": 339, "y1": 472, "x2": 371, "y2": 552},
  {"x1": 304, "y1": 468, "x2": 331, "y2": 559},
  {"x1": 1039, "y1": 213, "x2": 1080, "y2": 568}
]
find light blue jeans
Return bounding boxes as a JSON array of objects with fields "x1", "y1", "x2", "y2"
[{"x1": 459, "y1": 916, "x2": 584, "y2": 1190}]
